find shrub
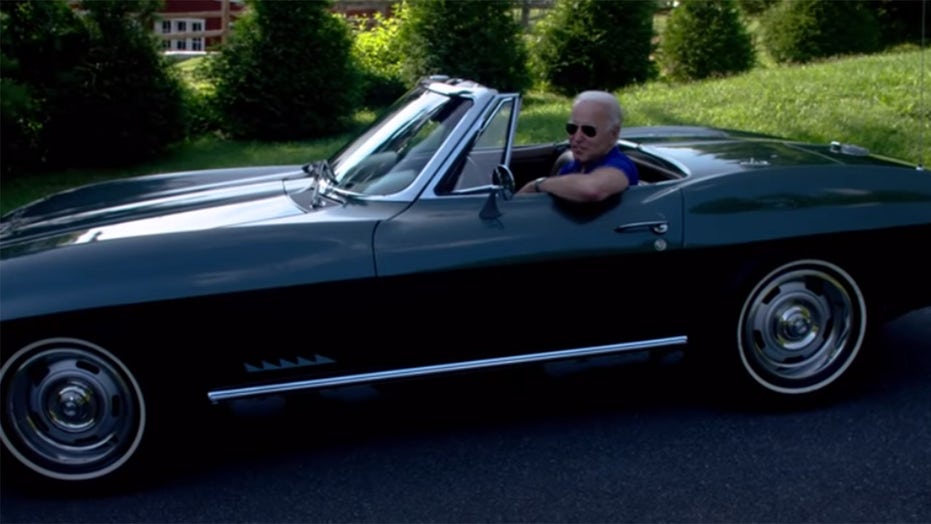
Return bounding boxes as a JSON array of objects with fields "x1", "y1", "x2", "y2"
[
  {"x1": 396, "y1": 0, "x2": 530, "y2": 92},
  {"x1": 761, "y1": 0, "x2": 881, "y2": 64},
  {"x1": 351, "y1": 11, "x2": 407, "y2": 107},
  {"x1": 871, "y1": 0, "x2": 927, "y2": 47},
  {"x1": 207, "y1": 0, "x2": 361, "y2": 140},
  {"x1": 181, "y1": 84, "x2": 221, "y2": 138},
  {"x1": 0, "y1": 1, "x2": 69, "y2": 175},
  {"x1": 530, "y1": 0, "x2": 655, "y2": 96},
  {"x1": 734, "y1": 0, "x2": 779, "y2": 17},
  {"x1": 0, "y1": 72, "x2": 41, "y2": 176},
  {"x1": 171, "y1": 57, "x2": 222, "y2": 136},
  {"x1": 0, "y1": 0, "x2": 185, "y2": 173},
  {"x1": 63, "y1": 0, "x2": 187, "y2": 167},
  {"x1": 658, "y1": 0, "x2": 755, "y2": 82}
]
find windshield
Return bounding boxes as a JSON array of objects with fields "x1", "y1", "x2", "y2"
[{"x1": 328, "y1": 87, "x2": 473, "y2": 195}]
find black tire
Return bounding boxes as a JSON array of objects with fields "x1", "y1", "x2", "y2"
[
  {"x1": 733, "y1": 258, "x2": 869, "y2": 399},
  {"x1": 0, "y1": 337, "x2": 147, "y2": 483}
]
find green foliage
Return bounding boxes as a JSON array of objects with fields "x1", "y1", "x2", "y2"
[
  {"x1": 0, "y1": 72, "x2": 40, "y2": 176},
  {"x1": 658, "y1": 0, "x2": 755, "y2": 82},
  {"x1": 351, "y1": 11, "x2": 407, "y2": 107},
  {"x1": 4, "y1": 49, "x2": 926, "y2": 215},
  {"x1": 734, "y1": 0, "x2": 778, "y2": 16},
  {"x1": 871, "y1": 0, "x2": 927, "y2": 47},
  {"x1": 530, "y1": 0, "x2": 655, "y2": 96},
  {"x1": 207, "y1": 0, "x2": 361, "y2": 140},
  {"x1": 0, "y1": 4, "x2": 48, "y2": 175},
  {"x1": 172, "y1": 57, "x2": 223, "y2": 136},
  {"x1": 70, "y1": 0, "x2": 187, "y2": 166},
  {"x1": 620, "y1": 49, "x2": 926, "y2": 165},
  {"x1": 761, "y1": 0, "x2": 881, "y2": 64},
  {"x1": 1, "y1": 0, "x2": 87, "y2": 173},
  {"x1": 396, "y1": 0, "x2": 530, "y2": 92},
  {"x1": 180, "y1": 84, "x2": 221, "y2": 137},
  {"x1": 0, "y1": 0, "x2": 186, "y2": 174}
]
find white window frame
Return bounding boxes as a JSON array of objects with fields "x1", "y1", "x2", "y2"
[{"x1": 158, "y1": 17, "x2": 207, "y2": 52}]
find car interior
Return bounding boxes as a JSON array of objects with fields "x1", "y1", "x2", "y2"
[
  {"x1": 436, "y1": 140, "x2": 687, "y2": 195},
  {"x1": 508, "y1": 142, "x2": 687, "y2": 190}
]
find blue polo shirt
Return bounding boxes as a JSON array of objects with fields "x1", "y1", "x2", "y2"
[{"x1": 558, "y1": 146, "x2": 639, "y2": 185}]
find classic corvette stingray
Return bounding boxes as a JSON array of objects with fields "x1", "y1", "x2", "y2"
[{"x1": 2, "y1": 76, "x2": 930, "y2": 484}]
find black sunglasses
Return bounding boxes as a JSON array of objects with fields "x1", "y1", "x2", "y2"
[{"x1": 566, "y1": 123, "x2": 597, "y2": 138}]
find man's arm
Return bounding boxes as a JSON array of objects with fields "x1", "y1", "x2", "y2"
[{"x1": 517, "y1": 166, "x2": 630, "y2": 202}]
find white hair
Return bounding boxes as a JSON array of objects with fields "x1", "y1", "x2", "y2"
[{"x1": 573, "y1": 90, "x2": 624, "y2": 127}]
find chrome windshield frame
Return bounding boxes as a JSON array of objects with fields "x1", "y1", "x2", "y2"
[{"x1": 321, "y1": 80, "x2": 501, "y2": 204}]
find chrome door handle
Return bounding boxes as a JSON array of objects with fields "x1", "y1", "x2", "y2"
[{"x1": 614, "y1": 220, "x2": 668, "y2": 235}]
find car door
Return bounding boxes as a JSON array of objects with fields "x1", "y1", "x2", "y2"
[{"x1": 373, "y1": 94, "x2": 686, "y2": 369}]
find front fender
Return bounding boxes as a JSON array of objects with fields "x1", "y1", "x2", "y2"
[{"x1": 0, "y1": 220, "x2": 378, "y2": 322}]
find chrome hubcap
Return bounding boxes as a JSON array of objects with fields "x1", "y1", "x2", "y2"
[
  {"x1": 776, "y1": 304, "x2": 817, "y2": 349},
  {"x1": 46, "y1": 380, "x2": 98, "y2": 432},
  {"x1": 739, "y1": 261, "x2": 866, "y2": 394},
  {"x1": 0, "y1": 338, "x2": 146, "y2": 481}
]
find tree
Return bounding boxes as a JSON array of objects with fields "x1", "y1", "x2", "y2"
[
  {"x1": 531, "y1": 0, "x2": 655, "y2": 96},
  {"x1": 396, "y1": 0, "x2": 531, "y2": 92},
  {"x1": 1, "y1": 0, "x2": 184, "y2": 173},
  {"x1": 0, "y1": 0, "x2": 84, "y2": 174},
  {"x1": 351, "y1": 10, "x2": 407, "y2": 107},
  {"x1": 734, "y1": 0, "x2": 778, "y2": 17},
  {"x1": 659, "y1": 0, "x2": 755, "y2": 82},
  {"x1": 65, "y1": 0, "x2": 187, "y2": 166},
  {"x1": 208, "y1": 0, "x2": 360, "y2": 140},
  {"x1": 871, "y1": 0, "x2": 927, "y2": 47},
  {"x1": 761, "y1": 0, "x2": 881, "y2": 64}
]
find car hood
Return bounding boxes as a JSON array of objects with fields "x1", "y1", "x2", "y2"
[{"x1": 0, "y1": 165, "x2": 312, "y2": 248}]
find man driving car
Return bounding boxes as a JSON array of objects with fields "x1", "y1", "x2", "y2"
[{"x1": 518, "y1": 90, "x2": 639, "y2": 202}]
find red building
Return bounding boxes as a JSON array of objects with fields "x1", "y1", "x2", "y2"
[
  {"x1": 155, "y1": 1, "x2": 401, "y2": 52},
  {"x1": 156, "y1": 0, "x2": 246, "y2": 52}
]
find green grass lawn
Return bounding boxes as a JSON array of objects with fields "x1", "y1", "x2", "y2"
[
  {"x1": 2, "y1": 47, "x2": 928, "y2": 215},
  {"x1": 521, "y1": 47, "x2": 929, "y2": 163}
]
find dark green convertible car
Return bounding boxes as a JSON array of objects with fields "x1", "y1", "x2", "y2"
[{"x1": 2, "y1": 76, "x2": 930, "y2": 484}]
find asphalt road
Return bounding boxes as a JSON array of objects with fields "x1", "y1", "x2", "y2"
[{"x1": 2, "y1": 308, "x2": 929, "y2": 523}]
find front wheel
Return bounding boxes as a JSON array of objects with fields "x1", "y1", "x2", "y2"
[
  {"x1": 0, "y1": 337, "x2": 146, "y2": 483},
  {"x1": 735, "y1": 259, "x2": 868, "y2": 397}
]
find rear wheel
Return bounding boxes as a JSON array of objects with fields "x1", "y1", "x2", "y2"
[
  {"x1": 0, "y1": 337, "x2": 146, "y2": 483},
  {"x1": 735, "y1": 259, "x2": 868, "y2": 397}
]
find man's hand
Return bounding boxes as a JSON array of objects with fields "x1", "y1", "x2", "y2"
[
  {"x1": 516, "y1": 179, "x2": 542, "y2": 194},
  {"x1": 516, "y1": 169, "x2": 628, "y2": 202}
]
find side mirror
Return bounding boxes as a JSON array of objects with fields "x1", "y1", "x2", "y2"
[
  {"x1": 491, "y1": 164, "x2": 515, "y2": 200},
  {"x1": 480, "y1": 165, "x2": 516, "y2": 220}
]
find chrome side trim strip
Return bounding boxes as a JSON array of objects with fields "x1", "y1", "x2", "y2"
[{"x1": 207, "y1": 335, "x2": 687, "y2": 404}]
